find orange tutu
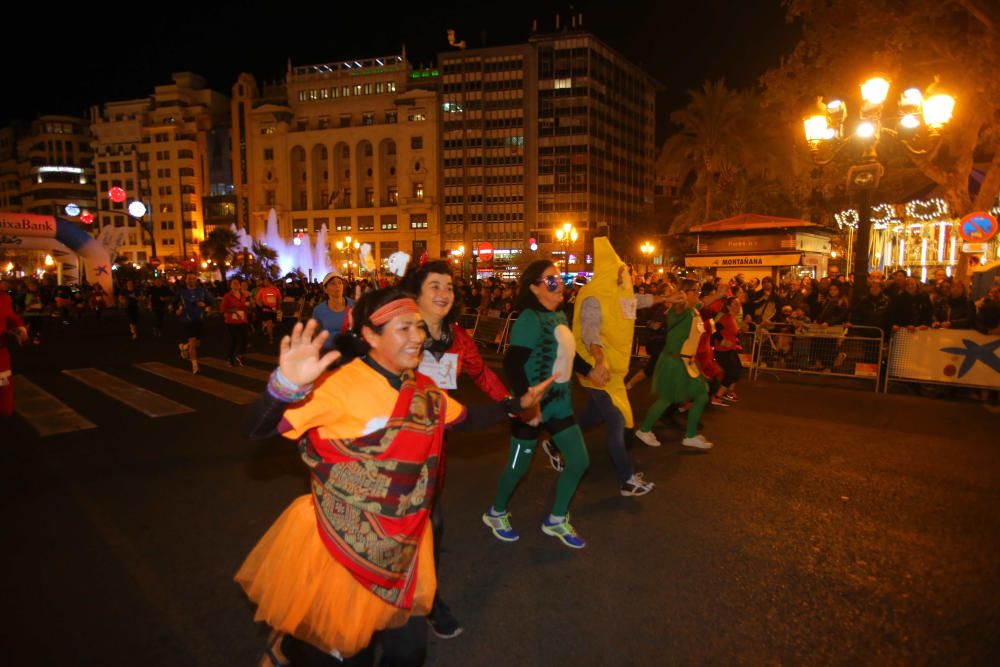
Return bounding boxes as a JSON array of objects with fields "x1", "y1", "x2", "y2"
[{"x1": 235, "y1": 495, "x2": 436, "y2": 657}]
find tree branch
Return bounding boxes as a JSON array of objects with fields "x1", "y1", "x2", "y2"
[
  {"x1": 972, "y1": 148, "x2": 1000, "y2": 211},
  {"x1": 956, "y1": 0, "x2": 996, "y2": 33}
]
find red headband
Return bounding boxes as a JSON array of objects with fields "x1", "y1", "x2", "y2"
[{"x1": 370, "y1": 298, "x2": 420, "y2": 326}]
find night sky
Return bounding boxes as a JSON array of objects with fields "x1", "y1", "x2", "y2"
[{"x1": 3, "y1": 0, "x2": 798, "y2": 142}]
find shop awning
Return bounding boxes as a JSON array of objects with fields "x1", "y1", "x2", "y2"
[
  {"x1": 688, "y1": 214, "x2": 824, "y2": 233},
  {"x1": 685, "y1": 253, "x2": 802, "y2": 268}
]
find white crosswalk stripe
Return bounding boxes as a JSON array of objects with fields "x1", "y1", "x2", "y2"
[
  {"x1": 134, "y1": 362, "x2": 260, "y2": 404},
  {"x1": 62, "y1": 368, "x2": 194, "y2": 417},
  {"x1": 13, "y1": 375, "x2": 97, "y2": 436},
  {"x1": 198, "y1": 358, "x2": 271, "y2": 382}
]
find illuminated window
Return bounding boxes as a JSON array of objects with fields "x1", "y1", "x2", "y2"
[
  {"x1": 385, "y1": 110, "x2": 397, "y2": 124},
  {"x1": 409, "y1": 214, "x2": 428, "y2": 229},
  {"x1": 408, "y1": 112, "x2": 426, "y2": 122},
  {"x1": 554, "y1": 78, "x2": 572, "y2": 89},
  {"x1": 380, "y1": 215, "x2": 397, "y2": 230},
  {"x1": 387, "y1": 82, "x2": 396, "y2": 92}
]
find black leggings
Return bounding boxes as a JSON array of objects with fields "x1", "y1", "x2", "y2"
[
  {"x1": 227, "y1": 324, "x2": 248, "y2": 362},
  {"x1": 716, "y1": 349, "x2": 741, "y2": 388},
  {"x1": 280, "y1": 614, "x2": 427, "y2": 666}
]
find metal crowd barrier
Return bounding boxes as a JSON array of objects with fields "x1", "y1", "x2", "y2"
[
  {"x1": 751, "y1": 323, "x2": 885, "y2": 391},
  {"x1": 472, "y1": 310, "x2": 519, "y2": 353},
  {"x1": 458, "y1": 309, "x2": 479, "y2": 334}
]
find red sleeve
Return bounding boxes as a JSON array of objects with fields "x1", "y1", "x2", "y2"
[
  {"x1": 450, "y1": 323, "x2": 510, "y2": 401},
  {"x1": 0, "y1": 294, "x2": 24, "y2": 333}
]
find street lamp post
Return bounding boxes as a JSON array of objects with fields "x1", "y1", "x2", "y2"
[
  {"x1": 803, "y1": 77, "x2": 954, "y2": 301},
  {"x1": 554, "y1": 222, "x2": 578, "y2": 278},
  {"x1": 334, "y1": 234, "x2": 360, "y2": 281},
  {"x1": 640, "y1": 241, "x2": 655, "y2": 276},
  {"x1": 127, "y1": 200, "x2": 157, "y2": 265}
]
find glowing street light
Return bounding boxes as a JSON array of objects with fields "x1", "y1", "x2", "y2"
[{"x1": 554, "y1": 222, "x2": 578, "y2": 275}]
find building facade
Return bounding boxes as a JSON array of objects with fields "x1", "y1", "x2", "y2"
[
  {"x1": 90, "y1": 73, "x2": 231, "y2": 265},
  {"x1": 438, "y1": 22, "x2": 657, "y2": 274},
  {"x1": 231, "y1": 54, "x2": 442, "y2": 272}
]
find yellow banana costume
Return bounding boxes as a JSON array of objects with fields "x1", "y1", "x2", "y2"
[{"x1": 572, "y1": 237, "x2": 637, "y2": 427}]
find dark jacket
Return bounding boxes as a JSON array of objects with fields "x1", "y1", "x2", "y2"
[
  {"x1": 887, "y1": 291, "x2": 933, "y2": 329},
  {"x1": 850, "y1": 292, "x2": 891, "y2": 336},
  {"x1": 932, "y1": 296, "x2": 976, "y2": 329}
]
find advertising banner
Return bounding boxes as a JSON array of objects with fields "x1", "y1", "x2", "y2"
[{"x1": 888, "y1": 329, "x2": 1000, "y2": 389}]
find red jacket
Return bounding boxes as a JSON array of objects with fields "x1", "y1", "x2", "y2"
[
  {"x1": 221, "y1": 292, "x2": 249, "y2": 325},
  {"x1": 1, "y1": 292, "x2": 26, "y2": 364},
  {"x1": 448, "y1": 323, "x2": 510, "y2": 401}
]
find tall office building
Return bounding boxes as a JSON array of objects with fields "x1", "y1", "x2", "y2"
[
  {"x1": 0, "y1": 116, "x2": 97, "y2": 220},
  {"x1": 231, "y1": 53, "x2": 443, "y2": 271},
  {"x1": 90, "y1": 73, "x2": 231, "y2": 264},
  {"x1": 439, "y1": 19, "x2": 657, "y2": 274}
]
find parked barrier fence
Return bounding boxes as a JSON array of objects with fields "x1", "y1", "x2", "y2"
[
  {"x1": 883, "y1": 328, "x2": 1000, "y2": 393},
  {"x1": 751, "y1": 324, "x2": 884, "y2": 391},
  {"x1": 471, "y1": 311, "x2": 519, "y2": 354}
]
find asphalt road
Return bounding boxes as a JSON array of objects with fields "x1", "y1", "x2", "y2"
[{"x1": 3, "y1": 312, "x2": 998, "y2": 666}]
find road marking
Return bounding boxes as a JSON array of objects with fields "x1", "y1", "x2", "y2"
[
  {"x1": 13, "y1": 375, "x2": 97, "y2": 436},
  {"x1": 243, "y1": 353, "x2": 279, "y2": 365},
  {"x1": 62, "y1": 368, "x2": 194, "y2": 417},
  {"x1": 198, "y1": 357, "x2": 271, "y2": 382},
  {"x1": 984, "y1": 403, "x2": 1000, "y2": 414},
  {"x1": 133, "y1": 362, "x2": 259, "y2": 404}
]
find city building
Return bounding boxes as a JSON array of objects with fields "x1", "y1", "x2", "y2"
[
  {"x1": 89, "y1": 72, "x2": 231, "y2": 265},
  {"x1": 231, "y1": 53, "x2": 442, "y2": 273},
  {"x1": 438, "y1": 17, "x2": 657, "y2": 275}
]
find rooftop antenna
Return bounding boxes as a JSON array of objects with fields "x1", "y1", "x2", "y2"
[
  {"x1": 555, "y1": 13, "x2": 560, "y2": 30},
  {"x1": 532, "y1": 18, "x2": 538, "y2": 32}
]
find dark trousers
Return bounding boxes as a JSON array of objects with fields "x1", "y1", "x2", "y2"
[
  {"x1": 280, "y1": 613, "x2": 427, "y2": 666},
  {"x1": 152, "y1": 307, "x2": 166, "y2": 333},
  {"x1": 227, "y1": 323, "x2": 247, "y2": 362},
  {"x1": 715, "y1": 349, "x2": 741, "y2": 388},
  {"x1": 577, "y1": 388, "x2": 634, "y2": 485}
]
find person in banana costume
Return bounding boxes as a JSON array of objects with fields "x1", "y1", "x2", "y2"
[{"x1": 562, "y1": 237, "x2": 655, "y2": 496}]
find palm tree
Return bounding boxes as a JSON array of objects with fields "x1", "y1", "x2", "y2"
[
  {"x1": 250, "y1": 239, "x2": 278, "y2": 278},
  {"x1": 199, "y1": 228, "x2": 239, "y2": 269}
]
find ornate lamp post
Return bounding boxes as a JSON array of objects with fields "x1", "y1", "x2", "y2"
[
  {"x1": 334, "y1": 235, "x2": 360, "y2": 281},
  {"x1": 554, "y1": 222, "x2": 578, "y2": 277},
  {"x1": 803, "y1": 76, "x2": 955, "y2": 300},
  {"x1": 640, "y1": 241, "x2": 656, "y2": 275}
]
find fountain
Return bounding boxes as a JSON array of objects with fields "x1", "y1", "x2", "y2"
[{"x1": 232, "y1": 208, "x2": 334, "y2": 281}]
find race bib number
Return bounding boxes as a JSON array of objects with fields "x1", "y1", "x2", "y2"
[
  {"x1": 419, "y1": 352, "x2": 459, "y2": 390},
  {"x1": 619, "y1": 297, "x2": 638, "y2": 320}
]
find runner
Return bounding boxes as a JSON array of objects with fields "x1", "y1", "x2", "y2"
[
  {"x1": 220, "y1": 278, "x2": 249, "y2": 367},
  {"x1": 236, "y1": 290, "x2": 552, "y2": 666},
  {"x1": 256, "y1": 275, "x2": 282, "y2": 345},
  {"x1": 311, "y1": 273, "x2": 354, "y2": 348},
  {"x1": 403, "y1": 260, "x2": 511, "y2": 640},
  {"x1": 483, "y1": 260, "x2": 591, "y2": 550},
  {"x1": 563, "y1": 238, "x2": 654, "y2": 496},
  {"x1": 121, "y1": 278, "x2": 141, "y2": 340},
  {"x1": 633, "y1": 279, "x2": 715, "y2": 450},
  {"x1": 147, "y1": 275, "x2": 172, "y2": 337},
  {"x1": 174, "y1": 272, "x2": 213, "y2": 374},
  {"x1": 0, "y1": 285, "x2": 28, "y2": 417}
]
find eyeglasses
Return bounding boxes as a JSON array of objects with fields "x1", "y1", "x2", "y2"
[{"x1": 534, "y1": 274, "x2": 562, "y2": 292}]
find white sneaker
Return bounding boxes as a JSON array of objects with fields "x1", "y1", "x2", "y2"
[
  {"x1": 634, "y1": 430, "x2": 661, "y2": 447},
  {"x1": 620, "y1": 472, "x2": 655, "y2": 497},
  {"x1": 179, "y1": 343, "x2": 189, "y2": 360},
  {"x1": 682, "y1": 435, "x2": 713, "y2": 450}
]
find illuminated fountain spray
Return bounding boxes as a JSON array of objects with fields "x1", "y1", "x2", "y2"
[{"x1": 233, "y1": 208, "x2": 333, "y2": 280}]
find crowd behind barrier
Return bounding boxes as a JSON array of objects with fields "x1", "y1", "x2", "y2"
[{"x1": 2, "y1": 261, "x2": 998, "y2": 398}]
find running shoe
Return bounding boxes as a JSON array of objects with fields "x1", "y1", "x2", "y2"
[
  {"x1": 541, "y1": 515, "x2": 586, "y2": 549},
  {"x1": 682, "y1": 435, "x2": 713, "y2": 450},
  {"x1": 191, "y1": 360, "x2": 199, "y2": 375},
  {"x1": 235, "y1": 356, "x2": 245, "y2": 367},
  {"x1": 541, "y1": 439, "x2": 564, "y2": 472},
  {"x1": 710, "y1": 396, "x2": 730, "y2": 407},
  {"x1": 723, "y1": 392, "x2": 739, "y2": 402},
  {"x1": 482, "y1": 509, "x2": 519, "y2": 542},
  {"x1": 633, "y1": 429, "x2": 661, "y2": 447},
  {"x1": 677, "y1": 400, "x2": 692, "y2": 413},
  {"x1": 427, "y1": 598, "x2": 463, "y2": 639},
  {"x1": 620, "y1": 472, "x2": 654, "y2": 497},
  {"x1": 179, "y1": 343, "x2": 189, "y2": 360}
]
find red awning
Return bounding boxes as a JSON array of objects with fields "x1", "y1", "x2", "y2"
[{"x1": 688, "y1": 214, "x2": 824, "y2": 233}]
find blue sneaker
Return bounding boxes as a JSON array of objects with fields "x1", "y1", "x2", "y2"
[
  {"x1": 482, "y1": 509, "x2": 519, "y2": 542},
  {"x1": 541, "y1": 515, "x2": 586, "y2": 549}
]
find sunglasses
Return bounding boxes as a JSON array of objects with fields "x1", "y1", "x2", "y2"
[{"x1": 534, "y1": 274, "x2": 562, "y2": 292}]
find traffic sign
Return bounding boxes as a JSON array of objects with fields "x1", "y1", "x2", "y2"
[
  {"x1": 477, "y1": 241, "x2": 494, "y2": 262},
  {"x1": 148, "y1": 257, "x2": 162, "y2": 268},
  {"x1": 958, "y1": 211, "x2": 997, "y2": 243},
  {"x1": 962, "y1": 243, "x2": 987, "y2": 254}
]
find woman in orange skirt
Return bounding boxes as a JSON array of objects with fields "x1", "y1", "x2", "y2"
[{"x1": 238, "y1": 288, "x2": 552, "y2": 666}]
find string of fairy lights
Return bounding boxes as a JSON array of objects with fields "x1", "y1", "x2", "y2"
[{"x1": 833, "y1": 197, "x2": 1000, "y2": 282}]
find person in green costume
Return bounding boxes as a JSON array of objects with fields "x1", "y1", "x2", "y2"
[
  {"x1": 482, "y1": 260, "x2": 591, "y2": 549},
  {"x1": 633, "y1": 279, "x2": 715, "y2": 450}
]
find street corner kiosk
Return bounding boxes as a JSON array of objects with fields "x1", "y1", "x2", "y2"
[{"x1": 683, "y1": 213, "x2": 834, "y2": 283}]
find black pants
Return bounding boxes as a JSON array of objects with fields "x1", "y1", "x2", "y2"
[
  {"x1": 716, "y1": 349, "x2": 741, "y2": 388},
  {"x1": 280, "y1": 614, "x2": 427, "y2": 666},
  {"x1": 152, "y1": 307, "x2": 166, "y2": 332},
  {"x1": 227, "y1": 323, "x2": 247, "y2": 362}
]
